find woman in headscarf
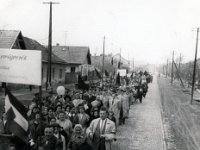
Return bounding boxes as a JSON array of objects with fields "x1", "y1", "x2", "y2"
[{"x1": 68, "y1": 124, "x2": 92, "y2": 150}]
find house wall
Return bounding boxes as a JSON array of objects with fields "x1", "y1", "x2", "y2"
[
  {"x1": 43, "y1": 63, "x2": 81, "y2": 85},
  {"x1": 64, "y1": 64, "x2": 80, "y2": 84},
  {"x1": 65, "y1": 73, "x2": 79, "y2": 84},
  {"x1": 65, "y1": 65, "x2": 80, "y2": 73},
  {"x1": 42, "y1": 63, "x2": 66, "y2": 85}
]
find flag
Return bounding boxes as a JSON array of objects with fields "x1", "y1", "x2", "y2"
[
  {"x1": 118, "y1": 61, "x2": 120, "y2": 69},
  {"x1": 118, "y1": 61, "x2": 123, "y2": 69},
  {"x1": 130, "y1": 72, "x2": 133, "y2": 79},
  {"x1": 78, "y1": 75, "x2": 89, "y2": 90},
  {"x1": 116, "y1": 72, "x2": 121, "y2": 86},
  {"x1": 95, "y1": 68, "x2": 102, "y2": 79},
  {"x1": 111, "y1": 57, "x2": 113, "y2": 65},
  {"x1": 105, "y1": 70, "x2": 109, "y2": 77},
  {"x1": 87, "y1": 52, "x2": 91, "y2": 64},
  {"x1": 4, "y1": 87, "x2": 29, "y2": 144}
]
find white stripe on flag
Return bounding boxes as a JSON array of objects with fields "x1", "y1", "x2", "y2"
[{"x1": 5, "y1": 95, "x2": 29, "y2": 132}]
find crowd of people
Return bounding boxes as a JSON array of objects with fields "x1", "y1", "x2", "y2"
[{"x1": 1, "y1": 71, "x2": 153, "y2": 150}]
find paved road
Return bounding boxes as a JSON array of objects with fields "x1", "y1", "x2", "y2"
[{"x1": 113, "y1": 76, "x2": 165, "y2": 150}]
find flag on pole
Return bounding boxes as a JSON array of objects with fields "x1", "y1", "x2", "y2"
[
  {"x1": 118, "y1": 61, "x2": 120, "y2": 69},
  {"x1": 95, "y1": 68, "x2": 102, "y2": 79},
  {"x1": 105, "y1": 70, "x2": 109, "y2": 77},
  {"x1": 130, "y1": 72, "x2": 134, "y2": 79},
  {"x1": 4, "y1": 87, "x2": 29, "y2": 144},
  {"x1": 118, "y1": 61, "x2": 123, "y2": 69},
  {"x1": 116, "y1": 72, "x2": 121, "y2": 86},
  {"x1": 111, "y1": 57, "x2": 113, "y2": 65},
  {"x1": 78, "y1": 75, "x2": 89, "y2": 90}
]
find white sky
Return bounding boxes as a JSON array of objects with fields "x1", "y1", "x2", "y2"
[{"x1": 1, "y1": 0, "x2": 200, "y2": 65}]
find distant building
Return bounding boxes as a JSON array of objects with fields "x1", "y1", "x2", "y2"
[
  {"x1": 91, "y1": 54, "x2": 130, "y2": 76},
  {"x1": 52, "y1": 45, "x2": 94, "y2": 83}
]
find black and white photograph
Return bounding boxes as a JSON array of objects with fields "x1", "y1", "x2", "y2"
[{"x1": 0, "y1": 0, "x2": 200, "y2": 150}]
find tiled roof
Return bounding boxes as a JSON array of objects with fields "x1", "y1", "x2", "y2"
[
  {"x1": 52, "y1": 45, "x2": 91, "y2": 64},
  {"x1": 24, "y1": 37, "x2": 67, "y2": 64},
  {"x1": 0, "y1": 30, "x2": 21, "y2": 48}
]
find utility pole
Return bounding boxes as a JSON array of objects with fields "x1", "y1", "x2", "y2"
[
  {"x1": 163, "y1": 64, "x2": 165, "y2": 75},
  {"x1": 119, "y1": 48, "x2": 121, "y2": 69},
  {"x1": 191, "y1": 28, "x2": 199, "y2": 104},
  {"x1": 178, "y1": 53, "x2": 182, "y2": 71},
  {"x1": 171, "y1": 51, "x2": 174, "y2": 84},
  {"x1": 101, "y1": 36, "x2": 105, "y2": 88},
  {"x1": 43, "y1": 1, "x2": 59, "y2": 90},
  {"x1": 166, "y1": 59, "x2": 168, "y2": 78},
  {"x1": 133, "y1": 58, "x2": 134, "y2": 72}
]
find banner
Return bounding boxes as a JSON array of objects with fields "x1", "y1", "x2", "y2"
[
  {"x1": 0, "y1": 49, "x2": 42, "y2": 85},
  {"x1": 117, "y1": 69, "x2": 127, "y2": 77}
]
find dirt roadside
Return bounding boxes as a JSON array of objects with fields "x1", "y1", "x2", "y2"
[{"x1": 158, "y1": 76, "x2": 200, "y2": 150}]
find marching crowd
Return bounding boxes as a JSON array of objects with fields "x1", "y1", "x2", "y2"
[{"x1": 1, "y1": 72, "x2": 153, "y2": 150}]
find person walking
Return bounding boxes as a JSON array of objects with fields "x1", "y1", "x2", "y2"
[{"x1": 87, "y1": 107, "x2": 116, "y2": 150}]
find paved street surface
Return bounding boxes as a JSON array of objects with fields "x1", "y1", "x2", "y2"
[{"x1": 113, "y1": 76, "x2": 165, "y2": 150}]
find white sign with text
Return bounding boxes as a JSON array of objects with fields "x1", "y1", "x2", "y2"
[
  {"x1": 117, "y1": 69, "x2": 127, "y2": 76},
  {"x1": 0, "y1": 49, "x2": 42, "y2": 85}
]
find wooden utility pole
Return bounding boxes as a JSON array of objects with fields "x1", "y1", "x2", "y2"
[
  {"x1": 119, "y1": 48, "x2": 121, "y2": 69},
  {"x1": 101, "y1": 36, "x2": 105, "y2": 87},
  {"x1": 43, "y1": 1, "x2": 59, "y2": 90},
  {"x1": 166, "y1": 59, "x2": 168, "y2": 78},
  {"x1": 171, "y1": 51, "x2": 174, "y2": 84},
  {"x1": 163, "y1": 64, "x2": 165, "y2": 75},
  {"x1": 178, "y1": 53, "x2": 182, "y2": 71},
  {"x1": 191, "y1": 28, "x2": 199, "y2": 104}
]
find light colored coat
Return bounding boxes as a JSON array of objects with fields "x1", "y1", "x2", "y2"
[
  {"x1": 86, "y1": 118, "x2": 116, "y2": 150},
  {"x1": 121, "y1": 94, "x2": 130, "y2": 118},
  {"x1": 78, "y1": 113, "x2": 90, "y2": 128},
  {"x1": 110, "y1": 97, "x2": 121, "y2": 126}
]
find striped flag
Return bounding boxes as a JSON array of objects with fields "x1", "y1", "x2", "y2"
[{"x1": 4, "y1": 88, "x2": 29, "y2": 144}]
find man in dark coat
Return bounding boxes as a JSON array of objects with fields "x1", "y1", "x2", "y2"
[
  {"x1": 37, "y1": 126, "x2": 61, "y2": 150},
  {"x1": 29, "y1": 113, "x2": 46, "y2": 144}
]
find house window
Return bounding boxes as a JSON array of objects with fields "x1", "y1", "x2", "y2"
[
  {"x1": 59, "y1": 69, "x2": 63, "y2": 79},
  {"x1": 52, "y1": 68, "x2": 55, "y2": 80},
  {"x1": 71, "y1": 67, "x2": 75, "y2": 73}
]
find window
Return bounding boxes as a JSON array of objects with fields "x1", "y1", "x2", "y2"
[
  {"x1": 59, "y1": 69, "x2": 63, "y2": 79},
  {"x1": 71, "y1": 67, "x2": 75, "y2": 73}
]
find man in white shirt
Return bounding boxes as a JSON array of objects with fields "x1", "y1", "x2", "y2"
[{"x1": 87, "y1": 107, "x2": 116, "y2": 150}]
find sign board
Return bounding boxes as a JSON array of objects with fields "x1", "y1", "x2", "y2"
[
  {"x1": 117, "y1": 69, "x2": 127, "y2": 77},
  {"x1": 0, "y1": 49, "x2": 42, "y2": 86}
]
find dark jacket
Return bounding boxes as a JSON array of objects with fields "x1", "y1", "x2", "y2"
[
  {"x1": 29, "y1": 121, "x2": 46, "y2": 142},
  {"x1": 37, "y1": 135, "x2": 62, "y2": 150}
]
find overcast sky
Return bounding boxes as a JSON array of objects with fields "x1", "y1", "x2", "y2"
[{"x1": 1, "y1": 0, "x2": 200, "y2": 65}]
